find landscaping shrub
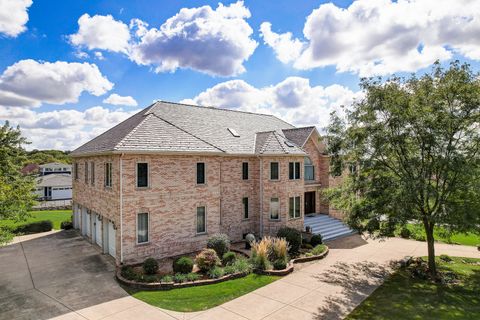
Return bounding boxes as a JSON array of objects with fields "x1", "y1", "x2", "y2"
[
  {"x1": 222, "y1": 251, "x2": 236, "y2": 265},
  {"x1": 310, "y1": 234, "x2": 323, "y2": 246},
  {"x1": 277, "y1": 227, "x2": 301, "y2": 255},
  {"x1": 224, "y1": 265, "x2": 236, "y2": 275},
  {"x1": 195, "y1": 249, "x2": 221, "y2": 272},
  {"x1": 400, "y1": 227, "x2": 411, "y2": 239},
  {"x1": 273, "y1": 259, "x2": 287, "y2": 270},
  {"x1": 251, "y1": 238, "x2": 271, "y2": 270},
  {"x1": 143, "y1": 258, "x2": 159, "y2": 275},
  {"x1": 440, "y1": 254, "x2": 453, "y2": 262},
  {"x1": 232, "y1": 257, "x2": 252, "y2": 274},
  {"x1": 302, "y1": 243, "x2": 313, "y2": 250},
  {"x1": 208, "y1": 266, "x2": 225, "y2": 279},
  {"x1": 173, "y1": 256, "x2": 194, "y2": 274},
  {"x1": 161, "y1": 275, "x2": 173, "y2": 283},
  {"x1": 120, "y1": 266, "x2": 137, "y2": 281},
  {"x1": 269, "y1": 237, "x2": 289, "y2": 262},
  {"x1": 139, "y1": 274, "x2": 159, "y2": 283},
  {"x1": 174, "y1": 273, "x2": 187, "y2": 283},
  {"x1": 15, "y1": 220, "x2": 52, "y2": 234},
  {"x1": 60, "y1": 221, "x2": 73, "y2": 230},
  {"x1": 311, "y1": 244, "x2": 327, "y2": 256},
  {"x1": 186, "y1": 272, "x2": 201, "y2": 282},
  {"x1": 207, "y1": 233, "x2": 231, "y2": 257}
]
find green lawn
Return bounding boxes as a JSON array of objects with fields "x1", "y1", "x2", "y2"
[
  {"x1": 347, "y1": 257, "x2": 480, "y2": 320},
  {"x1": 0, "y1": 210, "x2": 72, "y2": 230},
  {"x1": 128, "y1": 274, "x2": 279, "y2": 312},
  {"x1": 399, "y1": 223, "x2": 480, "y2": 247}
]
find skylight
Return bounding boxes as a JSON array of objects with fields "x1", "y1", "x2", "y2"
[{"x1": 228, "y1": 128, "x2": 240, "y2": 137}]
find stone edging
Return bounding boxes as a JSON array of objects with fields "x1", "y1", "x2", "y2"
[
  {"x1": 254, "y1": 263, "x2": 294, "y2": 276},
  {"x1": 292, "y1": 247, "x2": 329, "y2": 264}
]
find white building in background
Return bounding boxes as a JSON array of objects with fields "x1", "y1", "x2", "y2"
[
  {"x1": 39, "y1": 162, "x2": 72, "y2": 176},
  {"x1": 35, "y1": 173, "x2": 72, "y2": 200}
]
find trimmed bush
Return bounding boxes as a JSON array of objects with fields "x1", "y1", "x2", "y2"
[
  {"x1": 142, "y1": 258, "x2": 159, "y2": 275},
  {"x1": 277, "y1": 227, "x2": 301, "y2": 255},
  {"x1": 208, "y1": 266, "x2": 225, "y2": 279},
  {"x1": 195, "y1": 249, "x2": 221, "y2": 272},
  {"x1": 207, "y1": 233, "x2": 231, "y2": 257},
  {"x1": 222, "y1": 251, "x2": 237, "y2": 266},
  {"x1": 400, "y1": 227, "x2": 411, "y2": 239},
  {"x1": 173, "y1": 256, "x2": 194, "y2": 274},
  {"x1": 15, "y1": 220, "x2": 52, "y2": 234},
  {"x1": 310, "y1": 234, "x2": 323, "y2": 246},
  {"x1": 120, "y1": 266, "x2": 137, "y2": 281},
  {"x1": 60, "y1": 221, "x2": 73, "y2": 230},
  {"x1": 273, "y1": 258, "x2": 287, "y2": 270},
  {"x1": 311, "y1": 244, "x2": 327, "y2": 256}
]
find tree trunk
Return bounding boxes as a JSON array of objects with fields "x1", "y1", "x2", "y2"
[{"x1": 423, "y1": 219, "x2": 437, "y2": 278}]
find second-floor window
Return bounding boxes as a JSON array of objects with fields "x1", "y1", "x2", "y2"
[
  {"x1": 242, "y1": 162, "x2": 249, "y2": 180},
  {"x1": 137, "y1": 162, "x2": 148, "y2": 188},
  {"x1": 243, "y1": 197, "x2": 249, "y2": 219},
  {"x1": 84, "y1": 161, "x2": 88, "y2": 183},
  {"x1": 289, "y1": 196, "x2": 301, "y2": 219},
  {"x1": 304, "y1": 157, "x2": 314, "y2": 181},
  {"x1": 90, "y1": 162, "x2": 95, "y2": 185},
  {"x1": 270, "y1": 162, "x2": 279, "y2": 180},
  {"x1": 197, "y1": 162, "x2": 205, "y2": 184},
  {"x1": 105, "y1": 162, "x2": 112, "y2": 187},
  {"x1": 289, "y1": 162, "x2": 301, "y2": 180}
]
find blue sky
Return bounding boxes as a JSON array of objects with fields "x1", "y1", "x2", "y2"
[{"x1": 0, "y1": 0, "x2": 479, "y2": 150}]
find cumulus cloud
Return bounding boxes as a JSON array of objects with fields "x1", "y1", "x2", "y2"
[
  {"x1": 69, "y1": 13, "x2": 131, "y2": 53},
  {"x1": 69, "y1": 1, "x2": 257, "y2": 77},
  {"x1": 103, "y1": 93, "x2": 138, "y2": 106},
  {"x1": 0, "y1": 105, "x2": 139, "y2": 150},
  {"x1": 0, "y1": 0, "x2": 32, "y2": 37},
  {"x1": 0, "y1": 59, "x2": 113, "y2": 108},
  {"x1": 261, "y1": 0, "x2": 480, "y2": 76},
  {"x1": 183, "y1": 77, "x2": 363, "y2": 129}
]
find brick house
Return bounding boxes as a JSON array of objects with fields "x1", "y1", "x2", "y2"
[{"x1": 71, "y1": 101, "x2": 339, "y2": 265}]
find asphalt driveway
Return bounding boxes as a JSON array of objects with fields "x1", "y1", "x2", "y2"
[{"x1": 0, "y1": 230, "x2": 126, "y2": 320}]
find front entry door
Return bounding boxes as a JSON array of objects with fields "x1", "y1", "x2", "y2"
[{"x1": 304, "y1": 191, "x2": 316, "y2": 215}]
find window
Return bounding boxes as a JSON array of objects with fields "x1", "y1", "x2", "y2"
[
  {"x1": 90, "y1": 162, "x2": 95, "y2": 185},
  {"x1": 270, "y1": 197, "x2": 279, "y2": 220},
  {"x1": 270, "y1": 162, "x2": 279, "y2": 180},
  {"x1": 197, "y1": 162, "x2": 205, "y2": 184},
  {"x1": 84, "y1": 161, "x2": 88, "y2": 183},
  {"x1": 243, "y1": 197, "x2": 249, "y2": 219},
  {"x1": 137, "y1": 212, "x2": 149, "y2": 243},
  {"x1": 74, "y1": 163, "x2": 79, "y2": 180},
  {"x1": 289, "y1": 162, "x2": 301, "y2": 180},
  {"x1": 196, "y1": 206, "x2": 206, "y2": 234},
  {"x1": 289, "y1": 196, "x2": 301, "y2": 219},
  {"x1": 242, "y1": 162, "x2": 249, "y2": 180},
  {"x1": 137, "y1": 163, "x2": 148, "y2": 188},
  {"x1": 304, "y1": 157, "x2": 315, "y2": 181},
  {"x1": 105, "y1": 162, "x2": 112, "y2": 187}
]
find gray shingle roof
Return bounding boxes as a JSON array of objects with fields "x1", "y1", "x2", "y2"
[
  {"x1": 283, "y1": 126, "x2": 316, "y2": 147},
  {"x1": 72, "y1": 101, "x2": 312, "y2": 156}
]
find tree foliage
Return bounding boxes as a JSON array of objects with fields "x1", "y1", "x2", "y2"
[
  {"x1": 324, "y1": 61, "x2": 480, "y2": 277},
  {"x1": 25, "y1": 149, "x2": 71, "y2": 165},
  {"x1": 0, "y1": 122, "x2": 36, "y2": 243}
]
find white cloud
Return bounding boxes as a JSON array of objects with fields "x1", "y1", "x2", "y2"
[
  {"x1": 261, "y1": 0, "x2": 480, "y2": 76},
  {"x1": 0, "y1": 105, "x2": 139, "y2": 150},
  {"x1": 183, "y1": 77, "x2": 363, "y2": 129},
  {"x1": 0, "y1": 0, "x2": 32, "y2": 37},
  {"x1": 69, "y1": 13, "x2": 131, "y2": 54},
  {"x1": 0, "y1": 59, "x2": 113, "y2": 108},
  {"x1": 103, "y1": 93, "x2": 138, "y2": 106}
]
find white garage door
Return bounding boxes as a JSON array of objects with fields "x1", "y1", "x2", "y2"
[
  {"x1": 108, "y1": 221, "x2": 116, "y2": 258},
  {"x1": 81, "y1": 209, "x2": 87, "y2": 236},
  {"x1": 95, "y1": 214, "x2": 102, "y2": 247},
  {"x1": 86, "y1": 212, "x2": 91, "y2": 237}
]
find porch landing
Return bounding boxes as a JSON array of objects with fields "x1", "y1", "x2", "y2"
[{"x1": 304, "y1": 214, "x2": 357, "y2": 241}]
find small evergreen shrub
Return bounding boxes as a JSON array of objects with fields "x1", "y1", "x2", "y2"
[
  {"x1": 120, "y1": 266, "x2": 137, "y2": 280},
  {"x1": 311, "y1": 244, "x2": 327, "y2": 255},
  {"x1": 60, "y1": 221, "x2": 73, "y2": 230},
  {"x1": 142, "y1": 258, "x2": 159, "y2": 275},
  {"x1": 195, "y1": 249, "x2": 220, "y2": 272},
  {"x1": 273, "y1": 258, "x2": 287, "y2": 270},
  {"x1": 15, "y1": 220, "x2": 52, "y2": 234},
  {"x1": 207, "y1": 233, "x2": 231, "y2": 257},
  {"x1": 208, "y1": 266, "x2": 225, "y2": 279},
  {"x1": 186, "y1": 272, "x2": 201, "y2": 282},
  {"x1": 310, "y1": 234, "x2": 323, "y2": 246},
  {"x1": 222, "y1": 251, "x2": 237, "y2": 265},
  {"x1": 173, "y1": 256, "x2": 194, "y2": 274},
  {"x1": 277, "y1": 227, "x2": 301, "y2": 255},
  {"x1": 400, "y1": 227, "x2": 411, "y2": 239}
]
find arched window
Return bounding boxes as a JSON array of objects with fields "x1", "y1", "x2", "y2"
[{"x1": 304, "y1": 156, "x2": 315, "y2": 181}]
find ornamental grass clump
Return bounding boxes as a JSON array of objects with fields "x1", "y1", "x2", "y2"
[{"x1": 251, "y1": 238, "x2": 271, "y2": 271}]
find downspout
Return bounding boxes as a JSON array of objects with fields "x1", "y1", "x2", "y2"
[
  {"x1": 120, "y1": 154, "x2": 124, "y2": 264},
  {"x1": 259, "y1": 156, "x2": 263, "y2": 238}
]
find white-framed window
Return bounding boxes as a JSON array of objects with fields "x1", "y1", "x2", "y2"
[
  {"x1": 270, "y1": 197, "x2": 280, "y2": 220},
  {"x1": 196, "y1": 206, "x2": 206, "y2": 234},
  {"x1": 289, "y1": 196, "x2": 301, "y2": 219},
  {"x1": 289, "y1": 162, "x2": 301, "y2": 180},
  {"x1": 105, "y1": 162, "x2": 112, "y2": 187},
  {"x1": 270, "y1": 162, "x2": 279, "y2": 180},
  {"x1": 243, "y1": 197, "x2": 249, "y2": 219},
  {"x1": 136, "y1": 162, "x2": 149, "y2": 188},
  {"x1": 304, "y1": 157, "x2": 315, "y2": 181},
  {"x1": 197, "y1": 162, "x2": 206, "y2": 185},
  {"x1": 137, "y1": 212, "x2": 149, "y2": 244}
]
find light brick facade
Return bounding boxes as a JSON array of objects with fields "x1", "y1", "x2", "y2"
[{"x1": 72, "y1": 133, "x2": 340, "y2": 265}]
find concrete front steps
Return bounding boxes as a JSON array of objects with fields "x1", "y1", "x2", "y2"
[{"x1": 304, "y1": 214, "x2": 357, "y2": 241}]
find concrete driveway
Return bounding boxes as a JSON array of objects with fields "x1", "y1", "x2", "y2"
[{"x1": 1, "y1": 230, "x2": 478, "y2": 320}]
